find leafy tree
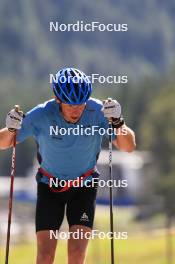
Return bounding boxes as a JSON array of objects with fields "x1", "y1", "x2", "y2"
[{"x1": 139, "y1": 83, "x2": 175, "y2": 263}]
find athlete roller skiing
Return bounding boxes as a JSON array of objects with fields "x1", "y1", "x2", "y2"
[{"x1": 0, "y1": 68, "x2": 136, "y2": 264}]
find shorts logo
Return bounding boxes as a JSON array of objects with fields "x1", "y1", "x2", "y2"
[{"x1": 80, "y1": 212, "x2": 89, "y2": 222}]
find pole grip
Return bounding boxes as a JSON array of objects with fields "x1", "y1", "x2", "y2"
[{"x1": 14, "y1": 105, "x2": 20, "y2": 112}]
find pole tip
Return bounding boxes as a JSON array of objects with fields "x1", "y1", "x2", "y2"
[{"x1": 14, "y1": 105, "x2": 20, "y2": 112}]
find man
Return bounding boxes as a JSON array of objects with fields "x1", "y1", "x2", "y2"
[{"x1": 0, "y1": 68, "x2": 135, "y2": 264}]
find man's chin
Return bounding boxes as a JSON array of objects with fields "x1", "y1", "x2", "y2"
[
  {"x1": 71, "y1": 119, "x2": 79, "y2": 123},
  {"x1": 65, "y1": 117, "x2": 79, "y2": 124}
]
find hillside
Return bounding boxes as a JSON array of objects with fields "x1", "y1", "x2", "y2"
[{"x1": 0, "y1": 0, "x2": 175, "y2": 80}]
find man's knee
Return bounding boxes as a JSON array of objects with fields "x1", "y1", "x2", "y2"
[
  {"x1": 36, "y1": 230, "x2": 57, "y2": 264},
  {"x1": 68, "y1": 248, "x2": 86, "y2": 264},
  {"x1": 69, "y1": 243, "x2": 86, "y2": 258},
  {"x1": 68, "y1": 226, "x2": 91, "y2": 263},
  {"x1": 37, "y1": 251, "x2": 55, "y2": 264}
]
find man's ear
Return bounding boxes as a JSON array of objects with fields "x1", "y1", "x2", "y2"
[
  {"x1": 55, "y1": 97, "x2": 61, "y2": 104},
  {"x1": 55, "y1": 97, "x2": 62, "y2": 112}
]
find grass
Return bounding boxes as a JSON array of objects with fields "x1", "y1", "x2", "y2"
[
  {"x1": 1, "y1": 233, "x2": 175, "y2": 264},
  {"x1": 1, "y1": 206, "x2": 175, "y2": 263}
]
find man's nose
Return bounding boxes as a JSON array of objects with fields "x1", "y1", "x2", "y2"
[
  {"x1": 71, "y1": 106, "x2": 82, "y2": 113},
  {"x1": 71, "y1": 105, "x2": 80, "y2": 109},
  {"x1": 72, "y1": 109, "x2": 81, "y2": 115}
]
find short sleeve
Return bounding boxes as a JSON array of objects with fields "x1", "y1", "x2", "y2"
[{"x1": 16, "y1": 109, "x2": 40, "y2": 142}]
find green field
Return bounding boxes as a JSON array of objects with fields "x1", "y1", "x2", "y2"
[{"x1": 1, "y1": 234, "x2": 175, "y2": 264}]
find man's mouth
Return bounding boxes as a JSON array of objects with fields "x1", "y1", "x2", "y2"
[{"x1": 71, "y1": 116, "x2": 79, "y2": 120}]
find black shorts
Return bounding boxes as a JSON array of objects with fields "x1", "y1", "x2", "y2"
[{"x1": 35, "y1": 172, "x2": 99, "y2": 232}]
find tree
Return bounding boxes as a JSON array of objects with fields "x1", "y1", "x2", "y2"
[{"x1": 139, "y1": 83, "x2": 175, "y2": 263}]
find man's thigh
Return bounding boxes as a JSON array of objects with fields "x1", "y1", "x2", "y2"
[
  {"x1": 36, "y1": 182, "x2": 65, "y2": 232},
  {"x1": 66, "y1": 185, "x2": 98, "y2": 229},
  {"x1": 68, "y1": 225, "x2": 92, "y2": 262}
]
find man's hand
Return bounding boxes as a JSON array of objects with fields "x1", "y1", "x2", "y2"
[
  {"x1": 102, "y1": 98, "x2": 124, "y2": 128},
  {"x1": 102, "y1": 98, "x2": 136, "y2": 152},
  {"x1": 102, "y1": 98, "x2": 121, "y2": 119},
  {"x1": 6, "y1": 105, "x2": 24, "y2": 132}
]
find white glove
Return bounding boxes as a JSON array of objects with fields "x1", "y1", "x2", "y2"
[
  {"x1": 102, "y1": 98, "x2": 121, "y2": 119},
  {"x1": 6, "y1": 106, "x2": 23, "y2": 131}
]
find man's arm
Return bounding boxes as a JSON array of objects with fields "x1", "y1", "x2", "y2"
[
  {"x1": 0, "y1": 128, "x2": 16, "y2": 149},
  {"x1": 113, "y1": 124, "x2": 136, "y2": 152},
  {"x1": 102, "y1": 98, "x2": 136, "y2": 153}
]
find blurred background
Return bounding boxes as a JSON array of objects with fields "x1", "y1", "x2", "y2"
[{"x1": 0, "y1": 0, "x2": 175, "y2": 263}]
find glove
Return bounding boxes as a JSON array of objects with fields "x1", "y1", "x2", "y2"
[
  {"x1": 102, "y1": 98, "x2": 125, "y2": 129},
  {"x1": 6, "y1": 105, "x2": 24, "y2": 132}
]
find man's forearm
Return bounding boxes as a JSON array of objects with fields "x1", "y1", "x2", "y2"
[
  {"x1": 0, "y1": 128, "x2": 15, "y2": 149},
  {"x1": 113, "y1": 125, "x2": 136, "y2": 152}
]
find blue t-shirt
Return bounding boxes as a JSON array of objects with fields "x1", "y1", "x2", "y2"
[{"x1": 17, "y1": 97, "x2": 116, "y2": 181}]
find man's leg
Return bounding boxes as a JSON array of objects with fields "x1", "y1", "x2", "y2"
[
  {"x1": 35, "y1": 182, "x2": 66, "y2": 264},
  {"x1": 68, "y1": 225, "x2": 91, "y2": 264},
  {"x1": 36, "y1": 230, "x2": 57, "y2": 264},
  {"x1": 66, "y1": 179, "x2": 99, "y2": 264}
]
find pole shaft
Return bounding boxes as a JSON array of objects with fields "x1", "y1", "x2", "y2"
[
  {"x1": 5, "y1": 134, "x2": 16, "y2": 264},
  {"x1": 109, "y1": 122, "x2": 115, "y2": 264}
]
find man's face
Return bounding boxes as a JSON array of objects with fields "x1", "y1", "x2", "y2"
[{"x1": 55, "y1": 98, "x2": 86, "y2": 123}]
